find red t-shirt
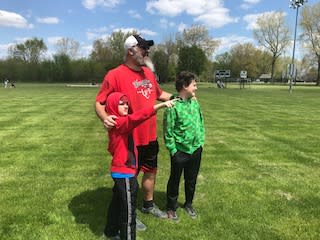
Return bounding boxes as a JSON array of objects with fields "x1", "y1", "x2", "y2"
[{"x1": 96, "y1": 64, "x2": 162, "y2": 146}]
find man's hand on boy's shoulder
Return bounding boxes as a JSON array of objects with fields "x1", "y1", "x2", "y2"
[{"x1": 103, "y1": 115, "x2": 118, "y2": 129}]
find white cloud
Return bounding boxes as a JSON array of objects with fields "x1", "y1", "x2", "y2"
[
  {"x1": 243, "y1": 13, "x2": 261, "y2": 30},
  {"x1": 47, "y1": 36, "x2": 64, "y2": 45},
  {"x1": 86, "y1": 26, "x2": 156, "y2": 41},
  {"x1": 86, "y1": 32, "x2": 100, "y2": 41},
  {"x1": 195, "y1": 8, "x2": 239, "y2": 28},
  {"x1": 139, "y1": 29, "x2": 157, "y2": 37},
  {"x1": 0, "y1": 10, "x2": 33, "y2": 28},
  {"x1": 0, "y1": 43, "x2": 14, "y2": 59},
  {"x1": 82, "y1": 0, "x2": 121, "y2": 10},
  {"x1": 14, "y1": 37, "x2": 31, "y2": 43},
  {"x1": 146, "y1": 0, "x2": 237, "y2": 28},
  {"x1": 241, "y1": 0, "x2": 260, "y2": 10},
  {"x1": 36, "y1": 17, "x2": 60, "y2": 24},
  {"x1": 178, "y1": 22, "x2": 187, "y2": 32},
  {"x1": 159, "y1": 18, "x2": 175, "y2": 29},
  {"x1": 128, "y1": 10, "x2": 142, "y2": 19},
  {"x1": 243, "y1": 11, "x2": 286, "y2": 30},
  {"x1": 214, "y1": 35, "x2": 255, "y2": 57},
  {"x1": 112, "y1": 27, "x2": 157, "y2": 37},
  {"x1": 86, "y1": 26, "x2": 111, "y2": 40},
  {"x1": 80, "y1": 44, "x2": 93, "y2": 58}
]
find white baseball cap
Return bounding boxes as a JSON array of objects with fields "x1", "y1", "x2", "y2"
[{"x1": 124, "y1": 34, "x2": 154, "y2": 50}]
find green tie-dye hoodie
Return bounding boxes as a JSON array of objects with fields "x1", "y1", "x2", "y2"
[{"x1": 163, "y1": 97, "x2": 205, "y2": 156}]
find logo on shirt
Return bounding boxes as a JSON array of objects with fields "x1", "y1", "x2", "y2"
[{"x1": 132, "y1": 79, "x2": 153, "y2": 99}]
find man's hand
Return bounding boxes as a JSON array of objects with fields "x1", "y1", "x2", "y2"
[{"x1": 103, "y1": 115, "x2": 118, "y2": 129}]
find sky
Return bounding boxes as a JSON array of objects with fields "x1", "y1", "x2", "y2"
[{"x1": 0, "y1": 0, "x2": 318, "y2": 60}]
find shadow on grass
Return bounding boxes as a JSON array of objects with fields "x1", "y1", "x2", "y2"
[
  {"x1": 68, "y1": 187, "x2": 111, "y2": 236},
  {"x1": 68, "y1": 187, "x2": 168, "y2": 236}
]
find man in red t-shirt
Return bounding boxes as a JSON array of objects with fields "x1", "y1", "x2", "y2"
[{"x1": 95, "y1": 35, "x2": 172, "y2": 229}]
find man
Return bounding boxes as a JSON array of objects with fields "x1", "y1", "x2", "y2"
[{"x1": 95, "y1": 34, "x2": 172, "y2": 230}]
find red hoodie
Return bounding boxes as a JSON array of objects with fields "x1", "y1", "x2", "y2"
[{"x1": 106, "y1": 92, "x2": 156, "y2": 175}]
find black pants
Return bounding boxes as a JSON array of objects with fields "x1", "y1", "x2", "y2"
[
  {"x1": 166, "y1": 147, "x2": 202, "y2": 211},
  {"x1": 104, "y1": 177, "x2": 138, "y2": 240}
]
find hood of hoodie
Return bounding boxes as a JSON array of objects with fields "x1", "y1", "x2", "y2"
[{"x1": 105, "y1": 92, "x2": 130, "y2": 116}]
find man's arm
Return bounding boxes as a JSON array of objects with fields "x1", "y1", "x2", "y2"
[
  {"x1": 95, "y1": 101, "x2": 117, "y2": 129},
  {"x1": 158, "y1": 90, "x2": 172, "y2": 102}
]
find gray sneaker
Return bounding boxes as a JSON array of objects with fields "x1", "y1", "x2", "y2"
[
  {"x1": 136, "y1": 218, "x2": 147, "y2": 231},
  {"x1": 167, "y1": 210, "x2": 179, "y2": 222},
  {"x1": 183, "y1": 205, "x2": 197, "y2": 219},
  {"x1": 102, "y1": 233, "x2": 120, "y2": 240},
  {"x1": 141, "y1": 204, "x2": 168, "y2": 219}
]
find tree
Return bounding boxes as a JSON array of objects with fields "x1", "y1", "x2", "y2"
[
  {"x1": 55, "y1": 38, "x2": 80, "y2": 59},
  {"x1": 152, "y1": 49, "x2": 169, "y2": 83},
  {"x1": 90, "y1": 30, "x2": 136, "y2": 70},
  {"x1": 152, "y1": 35, "x2": 179, "y2": 82},
  {"x1": 300, "y1": 2, "x2": 320, "y2": 85},
  {"x1": 255, "y1": 50, "x2": 273, "y2": 78},
  {"x1": 300, "y1": 53, "x2": 318, "y2": 82},
  {"x1": 108, "y1": 31, "x2": 135, "y2": 66},
  {"x1": 253, "y1": 11, "x2": 290, "y2": 82},
  {"x1": 178, "y1": 45, "x2": 207, "y2": 76},
  {"x1": 230, "y1": 43, "x2": 261, "y2": 79},
  {"x1": 8, "y1": 37, "x2": 47, "y2": 64},
  {"x1": 52, "y1": 54, "x2": 72, "y2": 82},
  {"x1": 215, "y1": 52, "x2": 232, "y2": 71},
  {"x1": 176, "y1": 24, "x2": 220, "y2": 59},
  {"x1": 90, "y1": 38, "x2": 112, "y2": 62}
]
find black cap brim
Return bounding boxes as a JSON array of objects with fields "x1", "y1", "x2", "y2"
[{"x1": 134, "y1": 35, "x2": 154, "y2": 49}]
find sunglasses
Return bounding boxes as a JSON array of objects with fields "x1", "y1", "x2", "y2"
[
  {"x1": 136, "y1": 44, "x2": 149, "y2": 51},
  {"x1": 119, "y1": 101, "x2": 129, "y2": 106}
]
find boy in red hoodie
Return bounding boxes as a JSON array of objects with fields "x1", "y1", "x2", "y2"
[{"x1": 103, "y1": 92, "x2": 175, "y2": 240}]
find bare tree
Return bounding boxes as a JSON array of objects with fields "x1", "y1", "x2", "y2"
[
  {"x1": 300, "y1": 2, "x2": 320, "y2": 85},
  {"x1": 253, "y1": 12, "x2": 290, "y2": 82},
  {"x1": 176, "y1": 24, "x2": 220, "y2": 59},
  {"x1": 55, "y1": 38, "x2": 80, "y2": 59}
]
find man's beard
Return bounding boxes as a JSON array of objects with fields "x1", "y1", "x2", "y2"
[{"x1": 144, "y1": 56, "x2": 155, "y2": 72}]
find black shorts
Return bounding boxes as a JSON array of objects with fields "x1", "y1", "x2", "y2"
[{"x1": 137, "y1": 140, "x2": 159, "y2": 174}]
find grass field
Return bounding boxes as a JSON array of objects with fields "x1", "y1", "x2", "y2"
[{"x1": 0, "y1": 83, "x2": 319, "y2": 240}]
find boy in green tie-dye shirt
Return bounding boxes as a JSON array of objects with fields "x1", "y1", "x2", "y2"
[{"x1": 163, "y1": 71, "x2": 205, "y2": 221}]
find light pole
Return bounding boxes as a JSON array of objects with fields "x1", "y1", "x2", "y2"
[{"x1": 289, "y1": 0, "x2": 307, "y2": 93}]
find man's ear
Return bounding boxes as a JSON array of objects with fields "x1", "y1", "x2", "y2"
[{"x1": 128, "y1": 48, "x2": 135, "y2": 56}]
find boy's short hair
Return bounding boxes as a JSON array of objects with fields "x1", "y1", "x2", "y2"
[{"x1": 175, "y1": 71, "x2": 197, "y2": 92}]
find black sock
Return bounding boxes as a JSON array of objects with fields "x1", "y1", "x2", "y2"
[{"x1": 143, "y1": 200, "x2": 153, "y2": 209}]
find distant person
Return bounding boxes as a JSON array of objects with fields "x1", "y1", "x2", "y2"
[
  {"x1": 103, "y1": 92, "x2": 175, "y2": 240},
  {"x1": 216, "y1": 80, "x2": 225, "y2": 88},
  {"x1": 95, "y1": 34, "x2": 172, "y2": 231},
  {"x1": 10, "y1": 81, "x2": 16, "y2": 88},
  {"x1": 4, "y1": 78, "x2": 9, "y2": 88},
  {"x1": 163, "y1": 71, "x2": 205, "y2": 221}
]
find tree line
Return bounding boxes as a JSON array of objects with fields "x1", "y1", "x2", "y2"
[{"x1": 0, "y1": 2, "x2": 319, "y2": 85}]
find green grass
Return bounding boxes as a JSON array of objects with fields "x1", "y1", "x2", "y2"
[{"x1": 0, "y1": 83, "x2": 319, "y2": 240}]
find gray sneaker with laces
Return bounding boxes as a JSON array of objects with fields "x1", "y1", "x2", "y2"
[
  {"x1": 141, "y1": 204, "x2": 168, "y2": 219},
  {"x1": 167, "y1": 210, "x2": 179, "y2": 222},
  {"x1": 136, "y1": 218, "x2": 147, "y2": 231},
  {"x1": 183, "y1": 205, "x2": 197, "y2": 219}
]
